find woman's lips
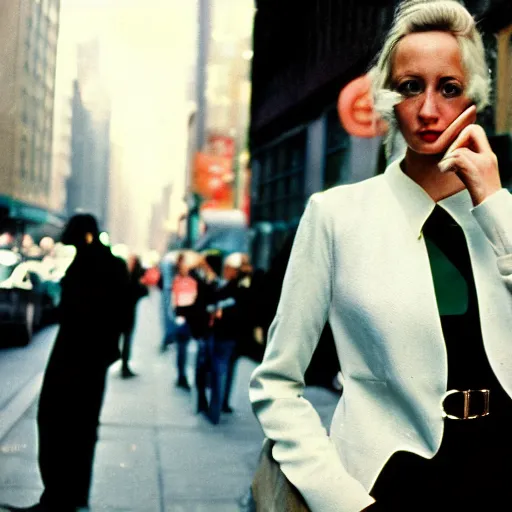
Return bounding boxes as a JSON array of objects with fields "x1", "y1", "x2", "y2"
[{"x1": 418, "y1": 131, "x2": 441, "y2": 143}]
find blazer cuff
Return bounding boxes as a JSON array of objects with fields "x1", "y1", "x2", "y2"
[{"x1": 471, "y1": 189, "x2": 512, "y2": 257}]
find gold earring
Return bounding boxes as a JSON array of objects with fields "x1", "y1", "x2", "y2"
[{"x1": 85, "y1": 233, "x2": 93, "y2": 244}]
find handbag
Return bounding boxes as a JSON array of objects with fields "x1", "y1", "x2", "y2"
[{"x1": 251, "y1": 438, "x2": 310, "y2": 512}]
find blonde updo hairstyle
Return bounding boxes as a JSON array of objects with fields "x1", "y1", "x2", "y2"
[{"x1": 369, "y1": 0, "x2": 490, "y2": 155}]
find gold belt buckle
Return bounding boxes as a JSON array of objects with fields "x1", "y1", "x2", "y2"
[{"x1": 441, "y1": 389, "x2": 490, "y2": 420}]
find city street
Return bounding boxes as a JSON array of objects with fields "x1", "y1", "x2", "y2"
[{"x1": 0, "y1": 288, "x2": 339, "y2": 511}]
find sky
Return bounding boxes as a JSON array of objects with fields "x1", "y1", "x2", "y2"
[{"x1": 59, "y1": 0, "x2": 198, "y2": 253}]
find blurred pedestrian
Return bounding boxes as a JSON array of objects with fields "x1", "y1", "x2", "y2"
[
  {"x1": 171, "y1": 253, "x2": 198, "y2": 390},
  {"x1": 141, "y1": 263, "x2": 161, "y2": 288},
  {"x1": 187, "y1": 253, "x2": 221, "y2": 414},
  {"x1": 1, "y1": 214, "x2": 130, "y2": 512},
  {"x1": 206, "y1": 252, "x2": 245, "y2": 424},
  {"x1": 221, "y1": 253, "x2": 253, "y2": 414},
  {"x1": 159, "y1": 252, "x2": 178, "y2": 351},
  {"x1": 120, "y1": 254, "x2": 148, "y2": 378}
]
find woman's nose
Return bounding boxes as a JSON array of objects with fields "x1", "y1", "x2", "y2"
[{"x1": 418, "y1": 91, "x2": 440, "y2": 123}]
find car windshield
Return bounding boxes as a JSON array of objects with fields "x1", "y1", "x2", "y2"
[
  {"x1": 0, "y1": 263, "x2": 14, "y2": 282},
  {"x1": 0, "y1": 250, "x2": 19, "y2": 283}
]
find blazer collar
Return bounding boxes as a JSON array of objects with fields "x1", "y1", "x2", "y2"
[{"x1": 384, "y1": 158, "x2": 474, "y2": 238}]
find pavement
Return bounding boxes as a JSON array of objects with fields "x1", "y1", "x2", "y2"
[{"x1": 0, "y1": 288, "x2": 339, "y2": 511}]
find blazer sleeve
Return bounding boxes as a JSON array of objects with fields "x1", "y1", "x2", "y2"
[
  {"x1": 249, "y1": 193, "x2": 375, "y2": 512},
  {"x1": 471, "y1": 189, "x2": 512, "y2": 291}
]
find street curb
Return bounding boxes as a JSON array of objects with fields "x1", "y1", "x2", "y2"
[{"x1": 0, "y1": 371, "x2": 43, "y2": 442}]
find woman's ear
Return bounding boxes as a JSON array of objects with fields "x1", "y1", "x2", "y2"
[
  {"x1": 85, "y1": 232, "x2": 93, "y2": 244},
  {"x1": 337, "y1": 74, "x2": 388, "y2": 138}
]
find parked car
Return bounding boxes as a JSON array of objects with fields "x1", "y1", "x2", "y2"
[{"x1": 0, "y1": 250, "x2": 59, "y2": 346}]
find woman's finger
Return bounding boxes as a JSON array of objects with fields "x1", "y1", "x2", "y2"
[
  {"x1": 438, "y1": 151, "x2": 479, "y2": 177},
  {"x1": 438, "y1": 156, "x2": 459, "y2": 173},
  {"x1": 445, "y1": 123, "x2": 492, "y2": 156},
  {"x1": 428, "y1": 105, "x2": 477, "y2": 155},
  {"x1": 440, "y1": 147, "x2": 473, "y2": 162}
]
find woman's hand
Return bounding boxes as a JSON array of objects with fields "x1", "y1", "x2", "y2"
[
  {"x1": 438, "y1": 120, "x2": 501, "y2": 206},
  {"x1": 425, "y1": 104, "x2": 477, "y2": 155}
]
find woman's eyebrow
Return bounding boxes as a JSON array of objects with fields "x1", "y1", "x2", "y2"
[
  {"x1": 390, "y1": 74, "x2": 422, "y2": 87},
  {"x1": 438, "y1": 75, "x2": 464, "y2": 83},
  {"x1": 392, "y1": 73, "x2": 422, "y2": 81}
]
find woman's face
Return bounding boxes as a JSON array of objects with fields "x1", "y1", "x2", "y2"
[{"x1": 392, "y1": 31, "x2": 472, "y2": 155}]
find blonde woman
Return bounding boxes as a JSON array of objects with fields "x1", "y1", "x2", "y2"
[{"x1": 249, "y1": 1, "x2": 512, "y2": 511}]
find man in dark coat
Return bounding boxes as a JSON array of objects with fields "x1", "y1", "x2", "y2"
[{"x1": 1, "y1": 214, "x2": 130, "y2": 512}]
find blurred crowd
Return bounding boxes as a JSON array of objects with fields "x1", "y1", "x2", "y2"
[
  {"x1": 158, "y1": 249, "x2": 264, "y2": 425},
  {"x1": 152, "y1": 241, "x2": 342, "y2": 426}
]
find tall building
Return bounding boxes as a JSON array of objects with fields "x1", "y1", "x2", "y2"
[
  {"x1": 66, "y1": 39, "x2": 111, "y2": 231},
  {"x1": 107, "y1": 140, "x2": 129, "y2": 247},
  {"x1": 0, "y1": 0, "x2": 61, "y2": 217},
  {"x1": 148, "y1": 183, "x2": 173, "y2": 254},
  {"x1": 185, "y1": 0, "x2": 254, "y2": 248},
  {"x1": 50, "y1": 9, "x2": 75, "y2": 214}
]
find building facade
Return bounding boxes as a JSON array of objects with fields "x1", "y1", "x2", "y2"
[
  {"x1": 49, "y1": 70, "x2": 72, "y2": 214},
  {"x1": 49, "y1": 0, "x2": 76, "y2": 214},
  {"x1": 249, "y1": 0, "x2": 512, "y2": 270},
  {"x1": 66, "y1": 39, "x2": 111, "y2": 231},
  {"x1": 148, "y1": 183, "x2": 173, "y2": 255},
  {"x1": 0, "y1": 0, "x2": 62, "y2": 241},
  {"x1": 184, "y1": 0, "x2": 254, "y2": 251}
]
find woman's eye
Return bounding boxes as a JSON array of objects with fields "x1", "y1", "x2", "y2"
[
  {"x1": 396, "y1": 80, "x2": 422, "y2": 96},
  {"x1": 442, "y1": 82, "x2": 463, "y2": 98}
]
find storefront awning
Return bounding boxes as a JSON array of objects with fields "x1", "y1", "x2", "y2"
[{"x1": 0, "y1": 196, "x2": 66, "y2": 228}]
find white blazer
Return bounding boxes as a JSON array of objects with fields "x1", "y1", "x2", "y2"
[{"x1": 249, "y1": 159, "x2": 512, "y2": 512}]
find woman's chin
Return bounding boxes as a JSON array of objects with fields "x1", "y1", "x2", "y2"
[{"x1": 407, "y1": 142, "x2": 447, "y2": 157}]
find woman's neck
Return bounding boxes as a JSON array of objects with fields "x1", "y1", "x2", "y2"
[{"x1": 402, "y1": 149, "x2": 466, "y2": 202}]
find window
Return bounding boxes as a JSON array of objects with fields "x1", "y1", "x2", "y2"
[
  {"x1": 274, "y1": 198, "x2": 285, "y2": 221},
  {"x1": 49, "y1": 5, "x2": 58, "y2": 24},
  {"x1": 20, "y1": 135, "x2": 27, "y2": 178},
  {"x1": 276, "y1": 145, "x2": 287, "y2": 175},
  {"x1": 21, "y1": 88, "x2": 28, "y2": 124},
  {"x1": 324, "y1": 150, "x2": 345, "y2": 191},
  {"x1": 45, "y1": 114, "x2": 52, "y2": 135},
  {"x1": 290, "y1": 142, "x2": 302, "y2": 169},
  {"x1": 43, "y1": 151, "x2": 51, "y2": 190},
  {"x1": 45, "y1": 92, "x2": 53, "y2": 112},
  {"x1": 263, "y1": 152, "x2": 273, "y2": 181},
  {"x1": 30, "y1": 137, "x2": 36, "y2": 182},
  {"x1": 35, "y1": 145, "x2": 44, "y2": 182},
  {"x1": 276, "y1": 178, "x2": 286, "y2": 200},
  {"x1": 324, "y1": 107, "x2": 349, "y2": 189},
  {"x1": 40, "y1": 16, "x2": 46, "y2": 37},
  {"x1": 251, "y1": 130, "x2": 306, "y2": 224}
]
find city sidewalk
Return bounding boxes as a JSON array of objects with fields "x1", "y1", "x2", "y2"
[{"x1": 0, "y1": 289, "x2": 339, "y2": 511}]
